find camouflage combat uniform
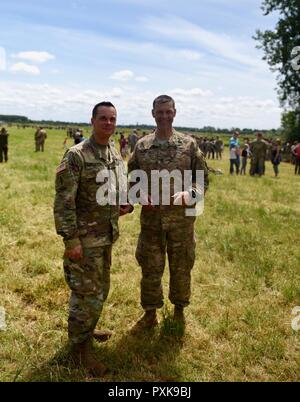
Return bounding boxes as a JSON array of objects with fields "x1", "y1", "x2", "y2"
[
  {"x1": 54, "y1": 135, "x2": 123, "y2": 344},
  {"x1": 215, "y1": 139, "x2": 223, "y2": 160},
  {"x1": 250, "y1": 139, "x2": 267, "y2": 176},
  {"x1": 37, "y1": 129, "x2": 47, "y2": 152},
  {"x1": 0, "y1": 128, "x2": 9, "y2": 163},
  {"x1": 128, "y1": 130, "x2": 209, "y2": 310}
]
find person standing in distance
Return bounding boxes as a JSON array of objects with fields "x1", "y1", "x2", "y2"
[
  {"x1": 0, "y1": 127, "x2": 9, "y2": 163},
  {"x1": 250, "y1": 132, "x2": 267, "y2": 176}
]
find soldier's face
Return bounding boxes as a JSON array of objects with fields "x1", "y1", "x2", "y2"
[
  {"x1": 152, "y1": 101, "x2": 176, "y2": 129},
  {"x1": 91, "y1": 106, "x2": 117, "y2": 138}
]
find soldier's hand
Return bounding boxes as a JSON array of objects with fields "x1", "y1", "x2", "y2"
[
  {"x1": 172, "y1": 191, "x2": 192, "y2": 206},
  {"x1": 119, "y1": 204, "x2": 134, "y2": 216},
  {"x1": 65, "y1": 244, "x2": 83, "y2": 261}
]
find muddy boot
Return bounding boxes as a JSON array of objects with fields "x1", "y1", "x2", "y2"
[
  {"x1": 70, "y1": 338, "x2": 108, "y2": 377},
  {"x1": 93, "y1": 329, "x2": 113, "y2": 343},
  {"x1": 131, "y1": 309, "x2": 158, "y2": 333},
  {"x1": 174, "y1": 306, "x2": 185, "y2": 325}
]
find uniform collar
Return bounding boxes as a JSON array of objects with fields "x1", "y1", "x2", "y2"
[
  {"x1": 145, "y1": 129, "x2": 181, "y2": 149},
  {"x1": 89, "y1": 135, "x2": 112, "y2": 161}
]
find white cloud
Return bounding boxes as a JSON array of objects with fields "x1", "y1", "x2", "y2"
[
  {"x1": 143, "y1": 15, "x2": 266, "y2": 70},
  {"x1": 0, "y1": 47, "x2": 6, "y2": 71},
  {"x1": 0, "y1": 82, "x2": 126, "y2": 121},
  {"x1": 11, "y1": 51, "x2": 55, "y2": 63},
  {"x1": 110, "y1": 87, "x2": 124, "y2": 97},
  {"x1": 170, "y1": 88, "x2": 213, "y2": 97},
  {"x1": 135, "y1": 76, "x2": 149, "y2": 82},
  {"x1": 110, "y1": 70, "x2": 149, "y2": 84},
  {"x1": 100, "y1": 35, "x2": 203, "y2": 66},
  {"x1": 176, "y1": 50, "x2": 202, "y2": 61},
  {"x1": 110, "y1": 70, "x2": 134, "y2": 81},
  {"x1": 10, "y1": 63, "x2": 40, "y2": 75},
  {"x1": 0, "y1": 82, "x2": 281, "y2": 129}
]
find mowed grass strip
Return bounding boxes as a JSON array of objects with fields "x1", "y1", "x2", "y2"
[{"x1": 0, "y1": 127, "x2": 299, "y2": 382}]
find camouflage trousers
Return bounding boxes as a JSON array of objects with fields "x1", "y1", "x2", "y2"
[
  {"x1": 250, "y1": 157, "x2": 265, "y2": 176},
  {"x1": 295, "y1": 157, "x2": 300, "y2": 174},
  {"x1": 35, "y1": 141, "x2": 45, "y2": 152},
  {"x1": 136, "y1": 214, "x2": 196, "y2": 310},
  {"x1": 63, "y1": 245, "x2": 112, "y2": 344},
  {"x1": 0, "y1": 146, "x2": 8, "y2": 162}
]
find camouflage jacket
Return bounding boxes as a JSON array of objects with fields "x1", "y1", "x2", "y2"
[
  {"x1": 54, "y1": 135, "x2": 124, "y2": 250},
  {"x1": 0, "y1": 131, "x2": 9, "y2": 147},
  {"x1": 36, "y1": 129, "x2": 47, "y2": 142},
  {"x1": 250, "y1": 139, "x2": 267, "y2": 158},
  {"x1": 127, "y1": 130, "x2": 209, "y2": 222}
]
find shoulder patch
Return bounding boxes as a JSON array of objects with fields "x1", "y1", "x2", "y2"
[{"x1": 56, "y1": 161, "x2": 67, "y2": 174}]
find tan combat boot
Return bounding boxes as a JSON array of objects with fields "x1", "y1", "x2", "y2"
[
  {"x1": 70, "y1": 338, "x2": 108, "y2": 377},
  {"x1": 93, "y1": 329, "x2": 113, "y2": 343},
  {"x1": 131, "y1": 309, "x2": 158, "y2": 333},
  {"x1": 174, "y1": 305, "x2": 185, "y2": 325}
]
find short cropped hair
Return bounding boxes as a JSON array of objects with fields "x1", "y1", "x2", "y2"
[
  {"x1": 92, "y1": 102, "x2": 116, "y2": 118},
  {"x1": 153, "y1": 95, "x2": 175, "y2": 109}
]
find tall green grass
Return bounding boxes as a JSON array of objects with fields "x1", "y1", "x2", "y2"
[{"x1": 0, "y1": 127, "x2": 299, "y2": 382}]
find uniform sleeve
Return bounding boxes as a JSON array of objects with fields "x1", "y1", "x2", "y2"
[
  {"x1": 54, "y1": 151, "x2": 83, "y2": 250},
  {"x1": 127, "y1": 145, "x2": 141, "y2": 206},
  {"x1": 191, "y1": 140, "x2": 209, "y2": 197},
  {"x1": 127, "y1": 145, "x2": 140, "y2": 174}
]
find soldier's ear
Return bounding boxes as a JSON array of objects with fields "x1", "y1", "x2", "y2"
[
  {"x1": 174, "y1": 108, "x2": 177, "y2": 117},
  {"x1": 151, "y1": 109, "x2": 155, "y2": 118}
]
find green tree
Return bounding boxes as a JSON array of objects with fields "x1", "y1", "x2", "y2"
[
  {"x1": 0, "y1": 114, "x2": 29, "y2": 123},
  {"x1": 281, "y1": 110, "x2": 300, "y2": 142},
  {"x1": 254, "y1": 0, "x2": 300, "y2": 109}
]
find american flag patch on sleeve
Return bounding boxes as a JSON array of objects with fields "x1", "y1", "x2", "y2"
[{"x1": 56, "y1": 161, "x2": 67, "y2": 174}]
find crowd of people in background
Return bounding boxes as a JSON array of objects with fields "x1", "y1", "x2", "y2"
[
  {"x1": 1, "y1": 124, "x2": 300, "y2": 176},
  {"x1": 222, "y1": 130, "x2": 300, "y2": 177},
  {"x1": 115, "y1": 129, "x2": 148, "y2": 159},
  {"x1": 196, "y1": 136, "x2": 224, "y2": 160},
  {"x1": 65, "y1": 127, "x2": 86, "y2": 148}
]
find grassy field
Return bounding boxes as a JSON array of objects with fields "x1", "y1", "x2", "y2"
[{"x1": 0, "y1": 126, "x2": 299, "y2": 382}]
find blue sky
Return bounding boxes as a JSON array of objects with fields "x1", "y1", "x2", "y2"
[{"x1": 0, "y1": 0, "x2": 282, "y2": 128}]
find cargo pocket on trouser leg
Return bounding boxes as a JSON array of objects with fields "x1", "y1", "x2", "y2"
[
  {"x1": 102, "y1": 245, "x2": 112, "y2": 302},
  {"x1": 136, "y1": 232, "x2": 166, "y2": 310},
  {"x1": 168, "y1": 230, "x2": 196, "y2": 307},
  {"x1": 63, "y1": 249, "x2": 108, "y2": 343}
]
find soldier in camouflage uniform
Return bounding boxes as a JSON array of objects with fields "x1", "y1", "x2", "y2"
[
  {"x1": 54, "y1": 102, "x2": 130, "y2": 376},
  {"x1": 215, "y1": 137, "x2": 223, "y2": 160},
  {"x1": 35, "y1": 128, "x2": 47, "y2": 152},
  {"x1": 249, "y1": 132, "x2": 267, "y2": 176},
  {"x1": 34, "y1": 127, "x2": 39, "y2": 151},
  {"x1": 128, "y1": 95, "x2": 209, "y2": 332},
  {"x1": 0, "y1": 127, "x2": 9, "y2": 163}
]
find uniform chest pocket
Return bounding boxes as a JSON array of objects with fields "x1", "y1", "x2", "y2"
[
  {"x1": 138, "y1": 148, "x2": 158, "y2": 168},
  {"x1": 171, "y1": 147, "x2": 192, "y2": 169},
  {"x1": 83, "y1": 163, "x2": 107, "y2": 181}
]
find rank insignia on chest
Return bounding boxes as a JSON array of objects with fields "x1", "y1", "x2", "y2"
[{"x1": 56, "y1": 161, "x2": 67, "y2": 174}]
